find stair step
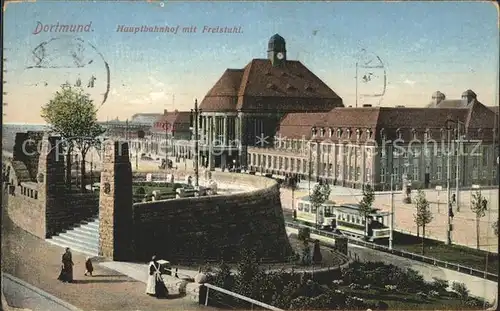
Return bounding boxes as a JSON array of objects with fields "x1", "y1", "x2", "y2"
[
  {"x1": 72, "y1": 225, "x2": 99, "y2": 234},
  {"x1": 46, "y1": 238, "x2": 98, "y2": 257},
  {"x1": 54, "y1": 233, "x2": 98, "y2": 249},
  {"x1": 63, "y1": 230, "x2": 99, "y2": 242},
  {"x1": 50, "y1": 236, "x2": 98, "y2": 254}
]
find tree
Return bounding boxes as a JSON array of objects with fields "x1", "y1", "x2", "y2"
[
  {"x1": 471, "y1": 191, "x2": 488, "y2": 250},
  {"x1": 312, "y1": 239, "x2": 322, "y2": 264},
  {"x1": 358, "y1": 184, "x2": 375, "y2": 238},
  {"x1": 41, "y1": 83, "x2": 104, "y2": 191},
  {"x1": 310, "y1": 181, "x2": 331, "y2": 229},
  {"x1": 493, "y1": 221, "x2": 498, "y2": 237},
  {"x1": 289, "y1": 175, "x2": 299, "y2": 219},
  {"x1": 413, "y1": 190, "x2": 433, "y2": 255}
]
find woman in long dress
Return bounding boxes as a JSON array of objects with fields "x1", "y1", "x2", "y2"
[
  {"x1": 58, "y1": 248, "x2": 74, "y2": 283},
  {"x1": 146, "y1": 255, "x2": 167, "y2": 298}
]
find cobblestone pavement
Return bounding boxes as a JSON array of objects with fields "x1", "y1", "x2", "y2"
[
  {"x1": 1, "y1": 208, "x2": 209, "y2": 311},
  {"x1": 281, "y1": 187, "x2": 499, "y2": 253}
]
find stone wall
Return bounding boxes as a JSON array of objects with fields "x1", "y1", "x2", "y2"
[
  {"x1": 5, "y1": 133, "x2": 99, "y2": 239},
  {"x1": 6, "y1": 182, "x2": 46, "y2": 239},
  {"x1": 132, "y1": 172, "x2": 292, "y2": 262}
]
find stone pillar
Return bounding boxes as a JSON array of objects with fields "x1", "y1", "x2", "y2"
[
  {"x1": 38, "y1": 135, "x2": 65, "y2": 238},
  {"x1": 239, "y1": 114, "x2": 247, "y2": 166},
  {"x1": 361, "y1": 147, "x2": 366, "y2": 186},
  {"x1": 208, "y1": 117, "x2": 215, "y2": 171},
  {"x1": 223, "y1": 116, "x2": 228, "y2": 146},
  {"x1": 99, "y1": 141, "x2": 133, "y2": 260},
  {"x1": 339, "y1": 144, "x2": 345, "y2": 185}
]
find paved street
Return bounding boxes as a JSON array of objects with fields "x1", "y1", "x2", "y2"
[
  {"x1": 2, "y1": 273, "x2": 80, "y2": 311},
  {"x1": 281, "y1": 186, "x2": 499, "y2": 253},
  {"x1": 1, "y1": 206, "x2": 209, "y2": 311}
]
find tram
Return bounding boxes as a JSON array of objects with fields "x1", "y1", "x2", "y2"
[
  {"x1": 333, "y1": 204, "x2": 391, "y2": 241},
  {"x1": 294, "y1": 197, "x2": 391, "y2": 241},
  {"x1": 294, "y1": 196, "x2": 337, "y2": 230}
]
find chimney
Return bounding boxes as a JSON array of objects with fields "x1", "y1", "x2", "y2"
[
  {"x1": 431, "y1": 91, "x2": 446, "y2": 106},
  {"x1": 164, "y1": 109, "x2": 168, "y2": 115},
  {"x1": 362, "y1": 104, "x2": 372, "y2": 107}
]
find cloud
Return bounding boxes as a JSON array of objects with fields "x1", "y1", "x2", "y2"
[
  {"x1": 403, "y1": 79, "x2": 417, "y2": 86},
  {"x1": 148, "y1": 76, "x2": 165, "y2": 88},
  {"x1": 128, "y1": 91, "x2": 168, "y2": 105}
]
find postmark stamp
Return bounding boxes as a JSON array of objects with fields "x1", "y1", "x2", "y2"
[{"x1": 26, "y1": 36, "x2": 110, "y2": 110}]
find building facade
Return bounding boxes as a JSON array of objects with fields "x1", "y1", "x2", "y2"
[
  {"x1": 247, "y1": 92, "x2": 499, "y2": 190},
  {"x1": 197, "y1": 34, "x2": 344, "y2": 170}
]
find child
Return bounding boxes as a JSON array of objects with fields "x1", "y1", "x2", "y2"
[{"x1": 84, "y1": 257, "x2": 94, "y2": 277}]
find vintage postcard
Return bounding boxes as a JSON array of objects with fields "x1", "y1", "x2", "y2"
[{"x1": 1, "y1": 1, "x2": 498, "y2": 310}]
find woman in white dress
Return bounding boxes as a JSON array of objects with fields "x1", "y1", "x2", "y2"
[{"x1": 145, "y1": 255, "x2": 167, "y2": 298}]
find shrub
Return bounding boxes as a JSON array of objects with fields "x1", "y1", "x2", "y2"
[
  {"x1": 134, "y1": 186, "x2": 146, "y2": 195},
  {"x1": 465, "y1": 297, "x2": 482, "y2": 307},
  {"x1": 403, "y1": 197, "x2": 412, "y2": 204},
  {"x1": 430, "y1": 277, "x2": 448, "y2": 293},
  {"x1": 298, "y1": 227, "x2": 311, "y2": 243},
  {"x1": 451, "y1": 282, "x2": 469, "y2": 300}
]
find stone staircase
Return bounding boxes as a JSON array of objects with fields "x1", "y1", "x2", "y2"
[{"x1": 46, "y1": 217, "x2": 99, "y2": 257}]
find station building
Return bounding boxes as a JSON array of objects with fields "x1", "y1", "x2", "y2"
[{"x1": 247, "y1": 91, "x2": 499, "y2": 190}]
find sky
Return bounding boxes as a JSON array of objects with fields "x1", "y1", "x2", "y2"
[{"x1": 2, "y1": 1, "x2": 499, "y2": 124}]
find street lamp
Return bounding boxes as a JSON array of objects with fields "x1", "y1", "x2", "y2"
[
  {"x1": 445, "y1": 118, "x2": 455, "y2": 245},
  {"x1": 446, "y1": 119, "x2": 465, "y2": 211},
  {"x1": 190, "y1": 99, "x2": 201, "y2": 187}
]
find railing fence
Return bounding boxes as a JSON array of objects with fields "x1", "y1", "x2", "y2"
[
  {"x1": 285, "y1": 221, "x2": 498, "y2": 282},
  {"x1": 202, "y1": 283, "x2": 284, "y2": 311}
]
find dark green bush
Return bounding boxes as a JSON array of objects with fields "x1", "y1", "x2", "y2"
[
  {"x1": 134, "y1": 187, "x2": 146, "y2": 195},
  {"x1": 430, "y1": 277, "x2": 448, "y2": 293},
  {"x1": 451, "y1": 282, "x2": 469, "y2": 300}
]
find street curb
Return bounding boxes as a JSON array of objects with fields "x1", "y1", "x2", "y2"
[{"x1": 1, "y1": 273, "x2": 83, "y2": 311}]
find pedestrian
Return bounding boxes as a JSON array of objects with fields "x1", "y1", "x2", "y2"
[
  {"x1": 146, "y1": 255, "x2": 168, "y2": 298},
  {"x1": 57, "y1": 247, "x2": 74, "y2": 283},
  {"x1": 84, "y1": 257, "x2": 94, "y2": 276},
  {"x1": 452, "y1": 193, "x2": 456, "y2": 204}
]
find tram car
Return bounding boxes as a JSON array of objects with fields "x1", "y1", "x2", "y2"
[
  {"x1": 294, "y1": 197, "x2": 391, "y2": 241},
  {"x1": 333, "y1": 204, "x2": 391, "y2": 241},
  {"x1": 294, "y1": 196, "x2": 337, "y2": 230}
]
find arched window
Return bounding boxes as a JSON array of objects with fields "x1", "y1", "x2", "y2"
[
  {"x1": 329, "y1": 127, "x2": 334, "y2": 137},
  {"x1": 320, "y1": 127, "x2": 326, "y2": 137},
  {"x1": 380, "y1": 128, "x2": 386, "y2": 140},
  {"x1": 311, "y1": 126, "x2": 317, "y2": 136},
  {"x1": 366, "y1": 129, "x2": 372, "y2": 139},
  {"x1": 396, "y1": 128, "x2": 402, "y2": 140},
  {"x1": 356, "y1": 128, "x2": 361, "y2": 140},
  {"x1": 337, "y1": 128, "x2": 342, "y2": 138},
  {"x1": 411, "y1": 128, "x2": 417, "y2": 140}
]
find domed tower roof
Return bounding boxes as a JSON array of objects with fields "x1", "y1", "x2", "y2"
[
  {"x1": 431, "y1": 91, "x2": 446, "y2": 100},
  {"x1": 268, "y1": 33, "x2": 286, "y2": 50},
  {"x1": 462, "y1": 89, "x2": 477, "y2": 98}
]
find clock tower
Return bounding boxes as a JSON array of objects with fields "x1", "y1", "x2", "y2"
[{"x1": 267, "y1": 33, "x2": 287, "y2": 66}]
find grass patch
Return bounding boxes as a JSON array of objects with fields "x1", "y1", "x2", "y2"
[
  {"x1": 343, "y1": 287, "x2": 474, "y2": 310},
  {"x1": 377, "y1": 232, "x2": 498, "y2": 275}
]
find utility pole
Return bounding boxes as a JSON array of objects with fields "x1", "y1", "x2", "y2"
[
  {"x1": 355, "y1": 62, "x2": 358, "y2": 108},
  {"x1": 446, "y1": 120, "x2": 453, "y2": 245},
  {"x1": 191, "y1": 99, "x2": 201, "y2": 187},
  {"x1": 455, "y1": 121, "x2": 461, "y2": 211},
  {"x1": 389, "y1": 172, "x2": 395, "y2": 250}
]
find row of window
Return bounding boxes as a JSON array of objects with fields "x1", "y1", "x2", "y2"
[
  {"x1": 20, "y1": 186, "x2": 38, "y2": 199},
  {"x1": 380, "y1": 166, "x2": 494, "y2": 182}
]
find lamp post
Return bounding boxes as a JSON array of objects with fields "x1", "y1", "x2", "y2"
[
  {"x1": 190, "y1": 99, "x2": 201, "y2": 187},
  {"x1": 389, "y1": 172, "x2": 397, "y2": 250},
  {"x1": 445, "y1": 119, "x2": 454, "y2": 245}
]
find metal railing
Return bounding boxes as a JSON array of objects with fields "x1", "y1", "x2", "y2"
[
  {"x1": 285, "y1": 221, "x2": 498, "y2": 282},
  {"x1": 202, "y1": 283, "x2": 284, "y2": 311}
]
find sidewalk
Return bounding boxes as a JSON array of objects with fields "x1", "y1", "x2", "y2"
[{"x1": 1, "y1": 207, "x2": 209, "y2": 311}]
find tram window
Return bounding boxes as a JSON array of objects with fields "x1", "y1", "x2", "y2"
[
  {"x1": 311, "y1": 205, "x2": 317, "y2": 213},
  {"x1": 298, "y1": 203, "x2": 303, "y2": 211},
  {"x1": 304, "y1": 204, "x2": 310, "y2": 213},
  {"x1": 346, "y1": 215, "x2": 350, "y2": 222},
  {"x1": 324, "y1": 206, "x2": 333, "y2": 217}
]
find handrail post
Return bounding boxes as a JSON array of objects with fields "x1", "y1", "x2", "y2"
[{"x1": 205, "y1": 286, "x2": 210, "y2": 306}]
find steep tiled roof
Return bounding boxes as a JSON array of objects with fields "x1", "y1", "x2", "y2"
[
  {"x1": 276, "y1": 104, "x2": 497, "y2": 142},
  {"x1": 200, "y1": 59, "x2": 343, "y2": 112},
  {"x1": 152, "y1": 111, "x2": 191, "y2": 133},
  {"x1": 426, "y1": 99, "x2": 464, "y2": 108},
  {"x1": 488, "y1": 106, "x2": 499, "y2": 115}
]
